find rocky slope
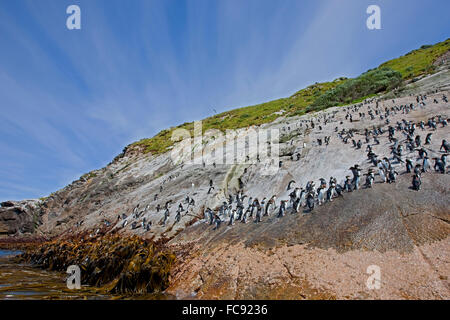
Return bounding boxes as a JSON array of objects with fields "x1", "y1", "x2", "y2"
[{"x1": 1, "y1": 47, "x2": 449, "y2": 299}]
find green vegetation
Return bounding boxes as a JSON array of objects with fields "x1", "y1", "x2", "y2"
[
  {"x1": 308, "y1": 68, "x2": 402, "y2": 112},
  {"x1": 379, "y1": 38, "x2": 450, "y2": 79},
  {"x1": 81, "y1": 171, "x2": 97, "y2": 180},
  {"x1": 130, "y1": 39, "x2": 449, "y2": 156}
]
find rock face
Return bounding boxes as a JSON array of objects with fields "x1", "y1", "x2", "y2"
[
  {"x1": 0, "y1": 200, "x2": 41, "y2": 237},
  {"x1": 166, "y1": 174, "x2": 450, "y2": 299}
]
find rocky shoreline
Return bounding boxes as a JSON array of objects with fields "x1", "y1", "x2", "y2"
[{"x1": 2, "y1": 232, "x2": 177, "y2": 296}]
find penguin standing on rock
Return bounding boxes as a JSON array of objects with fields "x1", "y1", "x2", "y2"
[
  {"x1": 213, "y1": 213, "x2": 221, "y2": 230},
  {"x1": 377, "y1": 160, "x2": 387, "y2": 183},
  {"x1": 206, "y1": 208, "x2": 214, "y2": 225},
  {"x1": 317, "y1": 186, "x2": 325, "y2": 205},
  {"x1": 412, "y1": 173, "x2": 421, "y2": 191},
  {"x1": 422, "y1": 156, "x2": 431, "y2": 172},
  {"x1": 287, "y1": 180, "x2": 296, "y2": 191},
  {"x1": 277, "y1": 200, "x2": 288, "y2": 217},
  {"x1": 432, "y1": 157, "x2": 445, "y2": 174},
  {"x1": 405, "y1": 159, "x2": 413, "y2": 173},
  {"x1": 306, "y1": 192, "x2": 315, "y2": 212},
  {"x1": 344, "y1": 176, "x2": 353, "y2": 192},
  {"x1": 425, "y1": 133, "x2": 432, "y2": 145},
  {"x1": 228, "y1": 209, "x2": 236, "y2": 226},
  {"x1": 254, "y1": 202, "x2": 263, "y2": 223},
  {"x1": 387, "y1": 167, "x2": 399, "y2": 183},
  {"x1": 440, "y1": 140, "x2": 449, "y2": 152},
  {"x1": 326, "y1": 183, "x2": 336, "y2": 202},
  {"x1": 364, "y1": 169, "x2": 375, "y2": 188},
  {"x1": 350, "y1": 165, "x2": 362, "y2": 190}
]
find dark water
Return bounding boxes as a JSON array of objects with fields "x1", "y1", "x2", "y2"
[
  {"x1": 0, "y1": 250, "x2": 173, "y2": 300},
  {"x1": 0, "y1": 250, "x2": 22, "y2": 257},
  {"x1": 0, "y1": 250, "x2": 112, "y2": 300}
]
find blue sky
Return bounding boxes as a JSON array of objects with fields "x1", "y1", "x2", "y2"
[{"x1": 0, "y1": 0, "x2": 449, "y2": 201}]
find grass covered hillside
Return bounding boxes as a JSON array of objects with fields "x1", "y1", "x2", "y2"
[
  {"x1": 379, "y1": 38, "x2": 450, "y2": 79},
  {"x1": 130, "y1": 38, "x2": 450, "y2": 156},
  {"x1": 308, "y1": 68, "x2": 403, "y2": 112}
]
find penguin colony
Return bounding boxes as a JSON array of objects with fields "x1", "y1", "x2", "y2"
[{"x1": 112, "y1": 92, "x2": 449, "y2": 233}]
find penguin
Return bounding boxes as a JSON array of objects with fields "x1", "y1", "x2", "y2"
[
  {"x1": 415, "y1": 135, "x2": 421, "y2": 147},
  {"x1": 175, "y1": 208, "x2": 182, "y2": 223},
  {"x1": 422, "y1": 156, "x2": 430, "y2": 172},
  {"x1": 249, "y1": 199, "x2": 258, "y2": 218},
  {"x1": 412, "y1": 173, "x2": 421, "y2": 191},
  {"x1": 213, "y1": 213, "x2": 221, "y2": 230},
  {"x1": 350, "y1": 165, "x2": 362, "y2": 190},
  {"x1": 441, "y1": 154, "x2": 447, "y2": 168},
  {"x1": 425, "y1": 133, "x2": 432, "y2": 145},
  {"x1": 287, "y1": 180, "x2": 296, "y2": 191},
  {"x1": 264, "y1": 195, "x2": 277, "y2": 216},
  {"x1": 277, "y1": 200, "x2": 288, "y2": 217},
  {"x1": 405, "y1": 158, "x2": 413, "y2": 173},
  {"x1": 306, "y1": 192, "x2": 315, "y2": 212},
  {"x1": 162, "y1": 208, "x2": 170, "y2": 226},
  {"x1": 344, "y1": 176, "x2": 353, "y2": 192},
  {"x1": 293, "y1": 195, "x2": 302, "y2": 213},
  {"x1": 432, "y1": 158, "x2": 445, "y2": 174},
  {"x1": 131, "y1": 221, "x2": 139, "y2": 230},
  {"x1": 206, "y1": 208, "x2": 214, "y2": 225},
  {"x1": 289, "y1": 188, "x2": 298, "y2": 205},
  {"x1": 236, "y1": 205, "x2": 244, "y2": 221},
  {"x1": 334, "y1": 184, "x2": 344, "y2": 197},
  {"x1": 440, "y1": 139, "x2": 450, "y2": 152},
  {"x1": 317, "y1": 186, "x2": 325, "y2": 205},
  {"x1": 377, "y1": 160, "x2": 387, "y2": 183},
  {"x1": 298, "y1": 188, "x2": 306, "y2": 206},
  {"x1": 414, "y1": 164, "x2": 421, "y2": 175},
  {"x1": 228, "y1": 209, "x2": 236, "y2": 226},
  {"x1": 416, "y1": 148, "x2": 427, "y2": 160},
  {"x1": 255, "y1": 203, "x2": 263, "y2": 223},
  {"x1": 326, "y1": 183, "x2": 336, "y2": 202},
  {"x1": 364, "y1": 169, "x2": 375, "y2": 188},
  {"x1": 241, "y1": 207, "x2": 250, "y2": 223},
  {"x1": 387, "y1": 168, "x2": 399, "y2": 183}
]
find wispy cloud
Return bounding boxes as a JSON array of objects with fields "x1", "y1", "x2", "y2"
[{"x1": 0, "y1": 0, "x2": 449, "y2": 201}]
